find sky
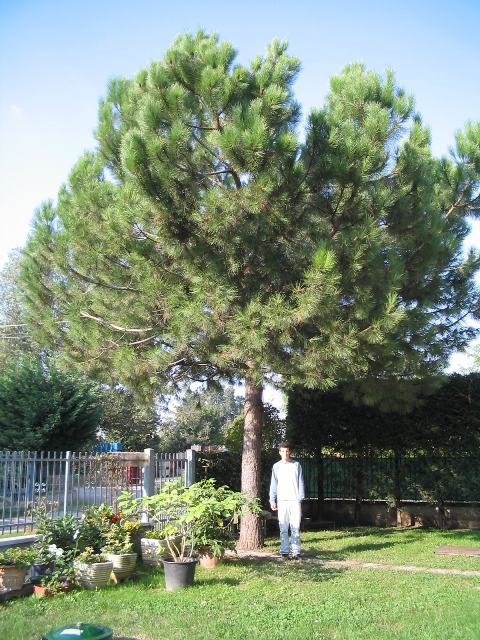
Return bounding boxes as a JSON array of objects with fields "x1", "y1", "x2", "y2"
[{"x1": 1, "y1": 0, "x2": 479, "y2": 380}]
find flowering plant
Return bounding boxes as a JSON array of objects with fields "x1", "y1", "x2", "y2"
[
  {"x1": 33, "y1": 506, "x2": 78, "y2": 571},
  {"x1": 76, "y1": 503, "x2": 115, "y2": 549},
  {"x1": 101, "y1": 526, "x2": 133, "y2": 555},
  {"x1": 42, "y1": 545, "x2": 75, "y2": 581},
  {"x1": 39, "y1": 564, "x2": 74, "y2": 593},
  {"x1": 34, "y1": 506, "x2": 78, "y2": 552},
  {"x1": 76, "y1": 503, "x2": 140, "y2": 551},
  {"x1": 74, "y1": 546, "x2": 107, "y2": 564},
  {"x1": 121, "y1": 519, "x2": 142, "y2": 535},
  {"x1": 0, "y1": 546, "x2": 37, "y2": 569}
]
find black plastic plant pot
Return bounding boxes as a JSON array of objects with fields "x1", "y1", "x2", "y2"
[
  {"x1": 42, "y1": 622, "x2": 113, "y2": 640},
  {"x1": 162, "y1": 557, "x2": 198, "y2": 591},
  {"x1": 27, "y1": 562, "x2": 53, "y2": 585}
]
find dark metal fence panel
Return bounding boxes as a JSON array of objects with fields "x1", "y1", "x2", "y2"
[{"x1": 296, "y1": 454, "x2": 480, "y2": 502}]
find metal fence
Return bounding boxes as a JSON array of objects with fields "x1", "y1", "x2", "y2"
[
  {"x1": 297, "y1": 453, "x2": 480, "y2": 502},
  {"x1": 0, "y1": 449, "x2": 194, "y2": 534},
  {"x1": 4, "y1": 449, "x2": 477, "y2": 533}
]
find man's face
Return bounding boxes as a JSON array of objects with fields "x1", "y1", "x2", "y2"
[{"x1": 279, "y1": 447, "x2": 290, "y2": 462}]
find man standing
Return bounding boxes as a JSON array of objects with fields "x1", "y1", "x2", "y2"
[{"x1": 269, "y1": 442, "x2": 304, "y2": 559}]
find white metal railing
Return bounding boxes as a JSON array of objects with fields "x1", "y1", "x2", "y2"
[{"x1": 0, "y1": 449, "x2": 195, "y2": 534}]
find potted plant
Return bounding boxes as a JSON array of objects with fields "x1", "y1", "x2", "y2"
[
  {"x1": 135, "y1": 529, "x2": 180, "y2": 566},
  {"x1": 118, "y1": 479, "x2": 260, "y2": 589},
  {"x1": 34, "y1": 506, "x2": 78, "y2": 551},
  {"x1": 34, "y1": 566, "x2": 74, "y2": 597},
  {"x1": 119, "y1": 518, "x2": 143, "y2": 558},
  {"x1": 76, "y1": 502, "x2": 142, "y2": 553},
  {"x1": 192, "y1": 483, "x2": 253, "y2": 568},
  {"x1": 34, "y1": 544, "x2": 75, "y2": 597},
  {"x1": 73, "y1": 547, "x2": 113, "y2": 590},
  {"x1": 76, "y1": 503, "x2": 116, "y2": 553},
  {"x1": 0, "y1": 546, "x2": 37, "y2": 591},
  {"x1": 31, "y1": 506, "x2": 78, "y2": 583},
  {"x1": 101, "y1": 525, "x2": 137, "y2": 583},
  {"x1": 116, "y1": 493, "x2": 181, "y2": 567}
]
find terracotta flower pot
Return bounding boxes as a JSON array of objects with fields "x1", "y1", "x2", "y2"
[
  {"x1": 197, "y1": 546, "x2": 224, "y2": 568},
  {"x1": 33, "y1": 582, "x2": 73, "y2": 597},
  {"x1": 0, "y1": 566, "x2": 28, "y2": 591}
]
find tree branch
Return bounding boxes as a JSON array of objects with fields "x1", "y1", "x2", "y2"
[
  {"x1": 445, "y1": 179, "x2": 472, "y2": 219},
  {"x1": 79, "y1": 311, "x2": 154, "y2": 333},
  {"x1": 69, "y1": 267, "x2": 140, "y2": 292}
]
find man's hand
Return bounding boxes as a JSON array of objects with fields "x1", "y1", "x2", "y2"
[{"x1": 270, "y1": 503, "x2": 277, "y2": 512}]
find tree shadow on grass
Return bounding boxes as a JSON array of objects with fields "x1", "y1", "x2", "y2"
[
  {"x1": 230, "y1": 554, "x2": 345, "y2": 584},
  {"x1": 303, "y1": 526, "x2": 399, "y2": 543},
  {"x1": 193, "y1": 577, "x2": 241, "y2": 587},
  {"x1": 321, "y1": 540, "x2": 397, "y2": 558},
  {"x1": 302, "y1": 535, "x2": 411, "y2": 561},
  {"x1": 301, "y1": 526, "x2": 419, "y2": 555}
]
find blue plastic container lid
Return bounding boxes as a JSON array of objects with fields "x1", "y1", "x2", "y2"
[{"x1": 42, "y1": 623, "x2": 113, "y2": 639}]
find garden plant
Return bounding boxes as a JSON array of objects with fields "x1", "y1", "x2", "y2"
[{"x1": 1, "y1": 527, "x2": 480, "y2": 639}]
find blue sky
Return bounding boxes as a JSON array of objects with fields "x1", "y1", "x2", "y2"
[
  {"x1": 0, "y1": 0, "x2": 479, "y2": 387},
  {"x1": 0, "y1": 0, "x2": 480, "y2": 376},
  {"x1": 1, "y1": 0, "x2": 479, "y2": 272}
]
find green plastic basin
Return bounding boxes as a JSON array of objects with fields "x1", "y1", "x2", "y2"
[{"x1": 42, "y1": 622, "x2": 113, "y2": 639}]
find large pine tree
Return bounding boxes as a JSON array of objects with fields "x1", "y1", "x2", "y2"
[{"x1": 21, "y1": 31, "x2": 480, "y2": 548}]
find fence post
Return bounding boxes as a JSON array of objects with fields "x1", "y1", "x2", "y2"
[
  {"x1": 63, "y1": 451, "x2": 71, "y2": 517},
  {"x1": 185, "y1": 449, "x2": 195, "y2": 487},
  {"x1": 143, "y1": 448, "x2": 155, "y2": 498},
  {"x1": 140, "y1": 448, "x2": 156, "y2": 524}
]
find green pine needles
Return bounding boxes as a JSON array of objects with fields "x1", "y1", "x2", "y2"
[{"x1": 20, "y1": 29, "x2": 480, "y2": 548}]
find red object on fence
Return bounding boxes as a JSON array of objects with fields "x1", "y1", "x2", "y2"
[{"x1": 127, "y1": 465, "x2": 141, "y2": 485}]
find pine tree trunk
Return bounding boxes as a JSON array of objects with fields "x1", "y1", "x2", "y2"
[{"x1": 237, "y1": 377, "x2": 264, "y2": 550}]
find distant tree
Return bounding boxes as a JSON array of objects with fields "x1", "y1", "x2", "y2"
[
  {"x1": 159, "y1": 385, "x2": 244, "y2": 452},
  {"x1": 0, "y1": 250, "x2": 34, "y2": 368},
  {"x1": 20, "y1": 31, "x2": 480, "y2": 548},
  {"x1": 97, "y1": 387, "x2": 160, "y2": 451},
  {"x1": 0, "y1": 357, "x2": 102, "y2": 451},
  {"x1": 200, "y1": 402, "x2": 285, "y2": 503}
]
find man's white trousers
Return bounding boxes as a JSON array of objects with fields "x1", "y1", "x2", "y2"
[{"x1": 277, "y1": 500, "x2": 302, "y2": 555}]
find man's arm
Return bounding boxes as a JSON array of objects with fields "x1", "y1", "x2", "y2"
[
  {"x1": 269, "y1": 465, "x2": 278, "y2": 511},
  {"x1": 297, "y1": 462, "x2": 305, "y2": 502}
]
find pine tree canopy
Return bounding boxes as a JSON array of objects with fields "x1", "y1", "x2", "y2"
[{"x1": 20, "y1": 30, "x2": 480, "y2": 548}]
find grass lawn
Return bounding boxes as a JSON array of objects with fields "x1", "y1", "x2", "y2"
[{"x1": 2, "y1": 527, "x2": 480, "y2": 640}]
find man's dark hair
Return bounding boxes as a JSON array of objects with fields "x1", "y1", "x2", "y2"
[{"x1": 278, "y1": 441, "x2": 291, "y2": 450}]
